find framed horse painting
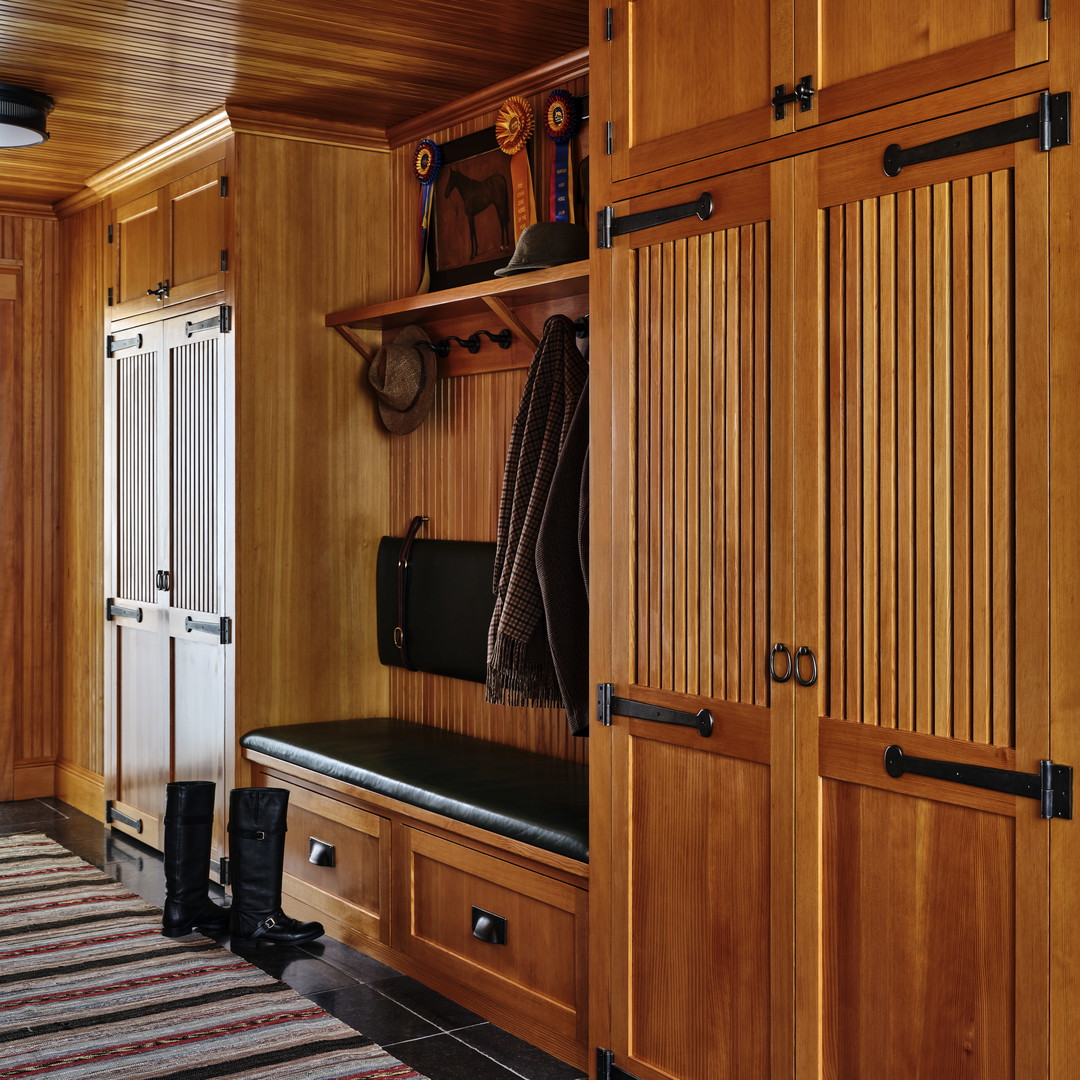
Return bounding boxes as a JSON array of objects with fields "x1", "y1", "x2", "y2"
[{"x1": 431, "y1": 128, "x2": 520, "y2": 289}]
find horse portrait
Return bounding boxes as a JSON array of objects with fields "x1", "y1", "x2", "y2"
[{"x1": 435, "y1": 146, "x2": 515, "y2": 271}]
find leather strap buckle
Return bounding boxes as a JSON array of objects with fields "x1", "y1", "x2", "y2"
[{"x1": 395, "y1": 514, "x2": 428, "y2": 670}]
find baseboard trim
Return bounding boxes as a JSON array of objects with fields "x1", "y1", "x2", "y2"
[{"x1": 55, "y1": 760, "x2": 105, "y2": 822}]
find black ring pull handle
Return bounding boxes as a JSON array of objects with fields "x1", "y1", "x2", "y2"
[
  {"x1": 769, "y1": 643, "x2": 793, "y2": 683},
  {"x1": 794, "y1": 645, "x2": 818, "y2": 687}
]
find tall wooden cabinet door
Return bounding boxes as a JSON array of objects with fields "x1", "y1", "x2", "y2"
[
  {"x1": 793, "y1": 96, "x2": 1055, "y2": 1080},
  {"x1": 164, "y1": 163, "x2": 226, "y2": 309},
  {"x1": 163, "y1": 309, "x2": 232, "y2": 865},
  {"x1": 111, "y1": 191, "x2": 166, "y2": 321},
  {"x1": 104, "y1": 325, "x2": 170, "y2": 850},
  {"x1": 592, "y1": 161, "x2": 796, "y2": 1080},
  {"x1": 794, "y1": 0, "x2": 1047, "y2": 129},
  {"x1": 604, "y1": 0, "x2": 793, "y2": 181}
]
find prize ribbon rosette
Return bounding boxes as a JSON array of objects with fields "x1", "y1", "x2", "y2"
[
  {"x1": 495, "y1": 96, "x2": 536, "y2": 241},
  {"x1": 543, "y1": 90, "x2": 580, "y2": 222},
  {"x1": 414, "y1": 138, "x2": 442, "y2": 293}
]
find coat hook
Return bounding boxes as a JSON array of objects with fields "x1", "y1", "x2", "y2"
[
  {"x1": 574, "y1": 314, "x2": 589, "y2": 338},
  {"x1": 471, "y1": 329, "x2": 512, "y2": 350}
]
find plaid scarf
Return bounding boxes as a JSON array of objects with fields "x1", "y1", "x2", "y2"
[{"x1": 486, "y1": 314, "x2": 588, "y2": 708}]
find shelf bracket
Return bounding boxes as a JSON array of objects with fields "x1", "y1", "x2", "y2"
[
  {"x1": 482, "y1": 294, "x2": 538, "y2": 351},
  {"x1": 332, "y1": 324, "x2": 374, "y2": 363}
]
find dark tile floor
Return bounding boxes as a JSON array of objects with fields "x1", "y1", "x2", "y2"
[{"x1": 0, "y1": 797, "x2": 586, "y2": 1080}]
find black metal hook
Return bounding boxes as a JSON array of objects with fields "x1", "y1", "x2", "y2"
[
  {"x1": 414, "y1": 328, "x2": 513, "y2": 358},
  {"x1": 471, "y1": 329, "x2": 512, "y2": 350},
  {"x1": 573, "y1": 315, "x2": 589, "y2": 338}
]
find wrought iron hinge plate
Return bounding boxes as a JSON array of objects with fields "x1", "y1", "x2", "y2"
[
  {"x1": 107, "y1": 286, "x2": 113, "y2": 306},
  {"x1": 597, "y1": 1048, "x2": 644, "y2": 1080},
  {"x1": 596, "y1": 683, "x2": 714, "y2": 736},
  {"x1": 1043, "y1": 0, "x2": 1051, "y2": 19},
  {"x1": 220, "y1": 175, "x2": 229, "y2": 197},
  {"x1": 885, "y1": 745, "x2": 1073, "y2": 820},
  {"x1": 220, "y1": 248, "x2": 228, "y2": 271},
  {"x1": 596, "y1": 192, "x2": 713, "y2": 249},
  {"x1": 605, "y1": 7, "x2": 613, "y2": 40},
  {"x1": 184, "y1": 614, "x2": 232, "y2": 644},
  {"x1": 107, "y1": 332, "x2": 142, "y2": 356},
  {"x1": 884, "y1": 90, "x2": 1070, "y2": 176},
  {"x1": 105, "y1": 801, "x2": 143, "y2": 833},
  {"x1": 220, "y1": 304, "x2": 232, "y2": 333},
  {"x1": 605, "y1": 119, "x2": 614, "y2": 155},
  {"x1": 107, "y1": 223, "x2": 113, "y2": 243},
  {"x1": 106, "y1": 599, "x2": 142, "y2": 622}
]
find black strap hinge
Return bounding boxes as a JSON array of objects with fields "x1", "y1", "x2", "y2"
[
  {"x1": 883, "y1": 90, "x2": 1070, "y2": 176},
  {"x1": 105, "y1": 802, "x2": 143, "y2": 833},
  {"x1": 107, "y1": 333, "x2": 142, "y2": 356},
  {"x1": 597, "y1": 1049, "x2": 644, "y2": 1080},
  {"x1": 184, "y1": 614, "x2": 232, "y2": 644},
  {"x1": 885, "y1": 745, "x2": 1072, "y2": 820},
  {"x1": 596, "y1": 191, "x2": 713, "y2": 249},
  {"x1": 597, "y1": 683, "x2": 714, "y2": 737},
  {"x1": 106, "y1": 599, "x2": 142, "y2": 623}
]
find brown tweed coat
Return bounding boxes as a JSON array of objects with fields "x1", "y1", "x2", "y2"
[{"x1": 486, "y1": 314, "x2": 588, "y2": 712}]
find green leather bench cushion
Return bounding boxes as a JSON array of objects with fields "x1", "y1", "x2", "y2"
[{"x1": 240, "y1": 718, "x2": 589, "y2": 863}]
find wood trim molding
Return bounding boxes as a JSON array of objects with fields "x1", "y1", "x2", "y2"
[
  {"x1": 388, "y1": 47, "x2": 589, "y2": 147},
  {"x1": 224, "y1": 104, "x2": 389, "y2": 152},
  {"x1": 13, "y1": 763, "x2": 55, "y2": 800},
  {"x1": 55, "y1": 759, "x2": 106, "y2": 822},
  {"x1": 85, "y1": 108, "x2": 234, "y2": 197},
  {"x1": 0, "y1": 199, "x2": 57, "y2": 220}
]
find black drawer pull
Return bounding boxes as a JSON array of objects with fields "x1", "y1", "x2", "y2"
[
  {"x1": 471, "y1": 906, "x2": 507, "y2": 945},
  {"x1": 308, "y1": 837, "x2": 335, "y2": 867}
]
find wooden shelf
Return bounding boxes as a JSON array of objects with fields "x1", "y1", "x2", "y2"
[{"x1": 325, "y1": 260, "x2": 589, "y2": 364}]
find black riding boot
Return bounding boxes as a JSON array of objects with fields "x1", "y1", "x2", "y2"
[
  {"x1": 161, "y1": 780, "x2": 230, "y2": 937},
  {"x1": 227, "y1": 787, "x2": 324, "y2": 946}
]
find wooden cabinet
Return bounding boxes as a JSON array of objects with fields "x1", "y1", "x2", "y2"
[
  {"x1": 591, "y1": 89, "x2": 1058, "y2": 1079},
  {"x1": 604, "y1": 0, "x2": 1047, "y2": 179},
  {"x1": 103, "y1": 128, "x2": 392, "y2": 863},
  {"x1": 110, "y1": 161, "x2": 226, "y2": 321},
  {"x1": 104, "y1": 309, "x2": 231, "y2": 858}
]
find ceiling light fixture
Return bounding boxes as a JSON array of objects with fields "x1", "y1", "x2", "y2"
[{"x1": 0, "y1": 84, "x2": 54, "y2": 148}]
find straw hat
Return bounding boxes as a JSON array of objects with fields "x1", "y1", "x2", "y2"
[{"x1": 367, "y1": 324, "x2": 437, "y2": 434}]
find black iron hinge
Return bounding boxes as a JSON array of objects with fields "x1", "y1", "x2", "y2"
[
  {"x1": 220, "y1": 249, "x2": 228, "y2": 272},
  {"x1": 107, "y1": 286, "x2": 113, "y2": 306},
  {"x1": 105, "y1": 801, "x2": 143, "y2": 834},
  {"x1": 597, "y1": 1049, "x2": 644, "y2": 1080},
  {"x1": 184, "y1": 614, "x2": 232, "y2": 644},
  {"x1": 605, "y1": 120, "x2": 614, "y2": 155},
  {"x1": 884, "y1": 90, "x2": 1070, "y2": 176},
  {"x1": 605, "y1": 7, "x2": 613, "y2": 40},
  {"x1": 107, "y1": 223, "x2": 113, "y2": 243},
  {"x1": 220, "y1": 304, "x2": 232, "y2": 332},
  {"x1": 1043, "y1": 0, "x2": 1051, "y2": 20},
  {"x1": 106, "y1": 599, "x2": 142, "y2": 622},
  {"x1": 596, "y1": 191, "x2": 713, "y2": 249},
  {"x1": 885, "y1": 745, "x2": 1073, "y2": 820},
  {"x1": 107, "y1": 332, "x2": 142, "y2": 356},
  {"x1": 597, "y1": 683, "x2": 714, "y2": 736},
  {"x1": 220, "y1": 175, "x2": 228, "y2": 197}
]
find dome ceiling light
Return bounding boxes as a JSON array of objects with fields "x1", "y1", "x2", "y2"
[{"x1": 0, "y1": 84, "x2": 54, "y2": 148}]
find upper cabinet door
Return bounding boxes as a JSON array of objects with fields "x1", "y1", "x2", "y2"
[
  {"x1": 795, "y1": 0, "x2": 1048, "y2": 129},
  {"x1": 607, "y1": 0, "x2": 792, "y2": 182},
  {"x1": 165, "y1": 163, "x2": 227, "y2": 308},
  {"x1": 110, "y1": 161, "x2": 226, "y2": 323}
]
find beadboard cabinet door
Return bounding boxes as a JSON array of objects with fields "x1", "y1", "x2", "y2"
[{"x1": 104, "y1": 309, "x2": 232, "y2": 863}]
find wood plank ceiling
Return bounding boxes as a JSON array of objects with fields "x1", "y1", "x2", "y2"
[{"x1": 0, "y1": 0, "x2": 588, "y2": 208}]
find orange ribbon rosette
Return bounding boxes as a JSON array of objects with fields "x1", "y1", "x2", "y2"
[{"x1": 495, "y1": 96, "x2": 536, "y2": 242}]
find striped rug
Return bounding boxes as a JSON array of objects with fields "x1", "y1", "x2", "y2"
[{"x1": 0, "y1": 832, "x2": 428, "y2": 1079}]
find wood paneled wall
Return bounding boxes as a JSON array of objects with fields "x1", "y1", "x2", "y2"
[
  {"x1": 58, "y1": 202, "x2": 106, "y2": 806},
  {"x1": 381, "y1": 68, "x2": 590, "y2": 764},
  {"x1": 0, "y1": 214, "x2": 61, "y2": 799}
]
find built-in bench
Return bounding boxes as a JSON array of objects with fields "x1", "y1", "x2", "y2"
[{"x1": 238, "y1": 533, "x2": 589, "y2": 1068}]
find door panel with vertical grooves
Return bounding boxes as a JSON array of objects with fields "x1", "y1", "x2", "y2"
[
  {"x1": 822, "y1": 171, "x2": 1015, "y2": 747},
  {"x1": 115, "y1": 347, "x2": 159, "y2": 603},
  {"x1": 635, "y1": 223, "x2": 770, "y2": 707},
  {"x1": 171, "y1": 332, "x2": 222, "y2": 616}
]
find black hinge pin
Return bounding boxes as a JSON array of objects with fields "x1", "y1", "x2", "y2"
[
  {"x1": 605, "y1": 7, "x2": 613, "y2": 40},
  {"x1": 605, "y1": 120, "x2": 614, "y2": 155},
  {"x1": 220, "y1": 249, "x2": 228, "y2": 272},
  {"x1": 220, "y1": 175, "x2": 228, "y2": 197},
  {"x1": 107, "y1": 224, "x2": 113, "y2": 243}
]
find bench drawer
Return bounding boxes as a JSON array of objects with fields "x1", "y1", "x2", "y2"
[
  {"x1": 400, "y1": 825, "x2": 587, "y2": 1044},
  {"x1": 271, "y1": 779, "x2": 392, "y2": 944}
]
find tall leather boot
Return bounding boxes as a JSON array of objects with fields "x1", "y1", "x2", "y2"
[
  {"x1": 227, "y1": 787, "x2": 324, "y2": 946},
  {"x1": 161, "y1": 780, "x2": 230, "y2": 937}
]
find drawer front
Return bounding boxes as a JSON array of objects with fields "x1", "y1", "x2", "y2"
[
  {"x1": 401, "y1": 826, "x2": 587, "y2": 1041},
  {"x1": 270, "y1": 779, "x2": 391, "y2": 943}
]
